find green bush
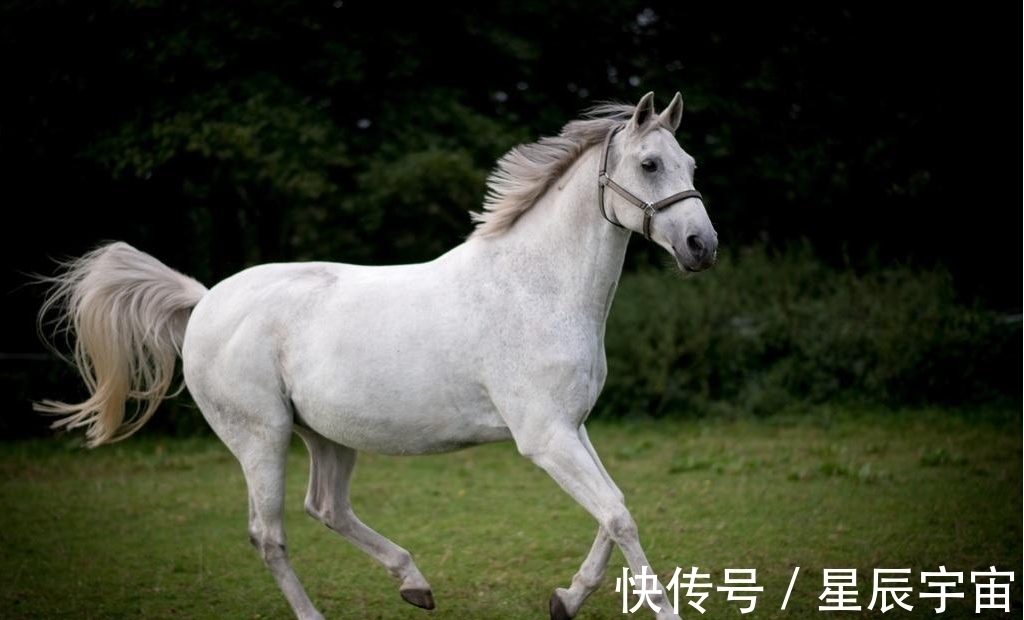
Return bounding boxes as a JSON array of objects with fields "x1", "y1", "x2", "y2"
[
  {"x1": 598, "y1": 244, "x2": 1018, "y2": 419},
  {"x1": 16, "y1": 244, "x2": 1014, "y2": 441}
]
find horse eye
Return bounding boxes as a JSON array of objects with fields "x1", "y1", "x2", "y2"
[{"x1": 641, "y1": 159, "x2": 658, "y2": 173}]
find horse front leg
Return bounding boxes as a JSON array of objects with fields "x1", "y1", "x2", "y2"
[
  {"x1": 517, "y1": 423, "x2": 680, "y2": 620},
  {"x1": 550, "y1": 426, "x2": 619, "y2": 619},
  {"x1": 550, "y1": 526, "x2": 614, "y2": 620}
]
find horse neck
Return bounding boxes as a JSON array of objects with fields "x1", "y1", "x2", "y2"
[{"x1": 473, "y1": 148, "x2": 632, "y2": 322}]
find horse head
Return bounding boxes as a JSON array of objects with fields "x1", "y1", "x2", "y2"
[{"x1": 599, "y1": 92, "x2": 718, "y2": 272}]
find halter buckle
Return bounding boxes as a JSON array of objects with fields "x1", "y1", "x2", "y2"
[{"x1": 643, "y1": 203, "x2": 657, "y2": 218}]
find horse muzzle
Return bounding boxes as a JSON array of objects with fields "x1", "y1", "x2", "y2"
[{"x1": 674, "y1": 230, "x2": 718, "y2": 272}]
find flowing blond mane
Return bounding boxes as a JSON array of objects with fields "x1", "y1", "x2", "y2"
[{"x1": 470, "y1": 103, "x2": 638, "y2": 238}]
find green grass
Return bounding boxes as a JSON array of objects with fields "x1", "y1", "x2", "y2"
[{"x1": 1, "y1": 408, "x2": 1020, "y2": 619}]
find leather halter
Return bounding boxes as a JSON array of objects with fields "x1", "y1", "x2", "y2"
[{"x1": 597, "y1": 125, "x2": 704, "y2": 240}]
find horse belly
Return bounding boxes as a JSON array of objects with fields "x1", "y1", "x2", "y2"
[{"x1": 289, "y1": 361, "x2": 511, "y2": 455}]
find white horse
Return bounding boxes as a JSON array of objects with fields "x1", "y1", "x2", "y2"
[{"x1": 36, "y1": 92, "x2": 717, "y2": 620}]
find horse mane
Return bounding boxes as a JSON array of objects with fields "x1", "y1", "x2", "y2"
[{"x1": 469, "y1": 102, "x2": 638, "y2": 238}]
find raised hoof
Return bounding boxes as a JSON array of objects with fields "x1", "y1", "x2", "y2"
[
  {"x1": 400, "y1": 588, "x2": 436, "y2": 610},
  {"x1": 549, "y1": 591, "x2": 572, "y2": 620}
]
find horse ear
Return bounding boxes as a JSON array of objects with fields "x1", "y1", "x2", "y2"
[
  {"x1": 658, "y1": 92, "x2": 684, "y2": 132},
  {"x1": 629, "y1": 92, "x2": 657, "y2": 130}
]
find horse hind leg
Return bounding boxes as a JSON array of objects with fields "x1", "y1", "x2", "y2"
[
  {"x1": 188, "y1": 378, "x2": 324, "y2": 620},
  {"x1": 233, "y1": 423, "x2": 326, "y2": 620},
  {"x1": 295, "y1": 426, "x2": 435, "y2": 611}
]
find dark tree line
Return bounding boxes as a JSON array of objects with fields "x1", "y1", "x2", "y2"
[{"x1": 1, "y1": 2, "x2": 1018, "y2": 435}]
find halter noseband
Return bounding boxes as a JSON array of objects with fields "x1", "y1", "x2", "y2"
[{"x1": 597, "y1": 125, "x2": 704, "y2": 240}]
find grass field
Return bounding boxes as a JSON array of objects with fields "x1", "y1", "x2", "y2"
[{"x1": 1, "y1": 407, "x2": 1020, "y2": 619}]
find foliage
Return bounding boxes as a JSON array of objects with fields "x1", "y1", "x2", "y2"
[
  {"x1": 600, "y1": 243, "x2": 1019, "y2": 419},
  {"x1": 2, "y1": 2, "x2": 1016, "y2": 296},
  {"x1": 5, "y1": 242, "x2": 1015, "y2": 442},
  {"x1": 0, "y1": 2, "x2": 1018, "y2": 439}
]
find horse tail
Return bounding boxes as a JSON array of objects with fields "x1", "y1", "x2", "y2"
[{"x1": 34, "y1": 241, "x2": 209, "y2": 447}]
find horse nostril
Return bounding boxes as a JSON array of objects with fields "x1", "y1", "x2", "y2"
[{"x1": 686, "y1": 234, "x2": 705, "y2": 256}]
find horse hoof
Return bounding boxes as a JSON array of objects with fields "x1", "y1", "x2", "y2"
[
  {"x1": 400, "y1": 588, "x2": 436, "y2": 610},
  {"x1": 549, "y1": 590, "x2": 572, "y2": 620}
]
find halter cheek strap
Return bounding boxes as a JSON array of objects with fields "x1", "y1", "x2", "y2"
[{"x1": 598, "y1": 125, "x2": 704, "y2": 240}]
